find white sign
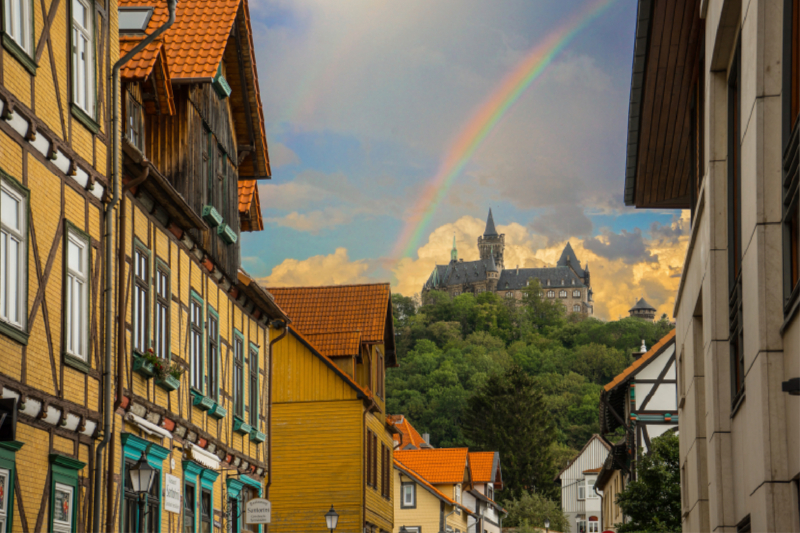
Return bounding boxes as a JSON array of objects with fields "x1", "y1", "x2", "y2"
[
  {"x1": 246, "y1": 499, "x2": 271, "y2": 524},
  {"x1": 163, "y1": 474, "x2": 182, "y2": 514}
]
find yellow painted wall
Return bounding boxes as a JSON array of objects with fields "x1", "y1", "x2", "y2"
[
  {"x1": 393, "y1": 467, "x2": 444, "y2": 533},
  {"x1": 365, "y1": 410, "x2": 393, "y2": 531},
  {"x1": 600, "y1": 470, "x2": 624, "y2": 532}
]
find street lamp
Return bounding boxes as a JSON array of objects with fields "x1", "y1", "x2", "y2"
[
  {"x1": 324, "y1": 505, "x2": 339, "y2": 532},
  {"x1": 128, "y1": 452, "x2": 157, "y2": 533},
  {"x1": 544, "y1": 518, "x2": 550, "y2": 533}
]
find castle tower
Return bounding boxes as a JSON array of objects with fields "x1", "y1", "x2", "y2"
[
  {"x1": 478, "y1": 208, "x2": 505, "y2": 269},
  {"x1": 451, "y1": 234, "x2": 458, "y2": 263},
  {"x1": 486, "y1": 245, "x2": 500, "y2": 290},
  {"x1": 629, "y1": 297, "x2": 657, "y2": 321}
]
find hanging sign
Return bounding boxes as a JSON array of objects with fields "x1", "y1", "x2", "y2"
[
  {"x1": 163, "y1": 474, "x2": 182, "y2": 514},
  {"x1": 245, "y1": 499, "x2": 271, "y2": 524}
]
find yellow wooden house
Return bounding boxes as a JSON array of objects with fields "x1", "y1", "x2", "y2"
[
  {"x1": 267, "y1": 283, "x2": 398, "y2": 533},
  {"x1": 108, "y1": 0, "x2": 290, "y2": 531},
  {"x1": 0, "y1": 0, "x2": 118, "y2": 525},
  {"x1": 393, "y1": 448, "x2": 474, "y2": 533}
]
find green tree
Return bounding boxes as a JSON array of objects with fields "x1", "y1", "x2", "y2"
[
  {"x1": 462, "y1": 366, "x2": 557, "y2": 499},
  {"x1": 521, "y1": 278, "x2": 567, "y2": 330},
  {"x1": 616, "y1": 432, "x2": 681, "y2": 533},
  {"x1": 391, "y1": 293, "x2": 418, "y2": 328},
  {"x1": 503, "y1": 490, "x2": 570, "y2": 532}
]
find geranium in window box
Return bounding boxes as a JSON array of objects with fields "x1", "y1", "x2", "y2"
[
  {"x1": 132, "y1": 350, "x2": 157, "y2": 379},
  {"x1": 249, "y1": 429, "x2": 266, "y2": 443},
  {"x1": 190, "y1": 389, "x2": 214, "y2": 411},
  {"x1": 232, "y1": 416, "x2": 252, "y2": 435},
  {"x1": 152, "y1": 355, "x2": 184, "y2": 392},
  {"x1": 208, "y1": 402, "x2": 227, "y2": 420}
]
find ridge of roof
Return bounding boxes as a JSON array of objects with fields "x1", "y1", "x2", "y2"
[
  {"x1": 603, "y1": 329, "x2": 676, "y2": 392},
  {"x1": 554, "y1": 434, "x2": 610, "y2": 482},
  {"x1": 630, "y1": 297, "x2": 656, "y2": 311},
  {"x1": 394, "y1": 458, "x2": 475, "y2": 515},
  {"x1": 268, "y1": 282, "x2": 391, "y2": 290}
]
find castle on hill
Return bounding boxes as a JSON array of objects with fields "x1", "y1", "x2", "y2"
[{"x1": 422, "y1": 209, "x2": 595, "y2": 315}]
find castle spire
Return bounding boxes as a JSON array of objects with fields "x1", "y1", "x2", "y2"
[
  {"x1": 483, "y1": 208, "x2": 498, "y2": 237},
  {"x1": 487, "y1": 245, "x2": 498, "y2": 272},
  {"x1": 451, "y1": 234, "x2": 458, "y2": 262}
]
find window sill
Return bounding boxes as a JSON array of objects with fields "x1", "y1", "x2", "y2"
[
  {"x1": 0, "y1": 320, "x2": 28, "y2": 345},
  {"x1": 63, "y1": 352, "x2": 90, "y2": 374},
  {"x1": 1, "y1": 34, "x2": 36, "y2": 75},
  {"x1": 70, "y1": 103, "x2": 100, "y2": 135}
]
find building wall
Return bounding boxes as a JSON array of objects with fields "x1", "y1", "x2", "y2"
[
  {"x1": 558, "y1": 438, "x2": 608, "y2": 533},
  {"x1": 676, "y1": 1, "x2": 800, "y2": 531},
  {"x1": 393, "y1": 468, "x2": 444, "y2": 533},
  {"x1": 599, "y1": 469, "x2": 625, "y2": 532},
  {"x1": 0, "y1": 0, "x2": 117, "y2": 526}
]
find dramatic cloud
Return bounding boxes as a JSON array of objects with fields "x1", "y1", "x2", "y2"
[
  {"x1": 529, "y1": 204, "x2": 594, "y2": 245},
  {"x1": 259, "y1": 248, "x2": 376, "y2": 287},
  {"x1": 583, "y1": 228, "x2": 657, "y2": 265},
  {"x1": 265, "y1": 207, "x2": 360, "y2": 234},
  {"x1": 650, "y1": 213, "x2": 690, "y2": 244}
]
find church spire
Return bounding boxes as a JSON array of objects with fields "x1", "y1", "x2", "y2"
[
  {"x1": 451, "y1": 234, "x2": 458, "y2": 262},
  {"x1": 483, "y1": 208, "x2": 498, "y2": 237}
]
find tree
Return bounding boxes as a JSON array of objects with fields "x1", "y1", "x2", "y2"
[
  {"x1": 503, "y1": 490, "x2": 570, "y2": 532},
  {"x1": 521, "y1": 279, "x2": 566, "y2": 330},
  {"x1": 616, "y1": 432, "x2": 681, "y2": 533},
  {"x1": 391, "y1": 293, "x2": 418, "y2": 328},
  {"x1": 462, "y1": 365, "x2": 557, "y2": 499}
]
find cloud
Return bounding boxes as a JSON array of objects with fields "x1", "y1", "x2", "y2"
[
  {"x1": 259, "y1": 248, "x2": 376, "y2": 287},
  {"x1": 529, "y1": 204, "x2": 594, "y2": 245},
  {"x1": 650, "y1": 212, "x2": 690, "y2": 244},
  {"x1": 265, "y1": 207, "x2": 358, "y2": 234},
  {"x1": 269, "y1": 142, "x2": 300, "y2": 168},
  {"x1": 583, "y1": 228, "x2": 657, "y2": 265}
]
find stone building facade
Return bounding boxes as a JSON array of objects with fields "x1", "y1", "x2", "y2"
[
  {"x1": 623, "y1": 0, "x2": 800, "y2": 531},
  {"x1": 422, "y1": 210, "x2": 594, "y2": 315}
]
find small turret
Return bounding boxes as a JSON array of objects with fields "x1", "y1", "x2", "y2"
[
  {"x1": 487, "y1": 246, "x2": 498, "y2": 273},
  {"x1": 451, "y1": 234, "x2": 458, "y2": 263}
]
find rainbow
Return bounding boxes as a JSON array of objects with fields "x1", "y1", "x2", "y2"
[{"x1": 391, "y1": 0, "x2": 619, "y2": 259}]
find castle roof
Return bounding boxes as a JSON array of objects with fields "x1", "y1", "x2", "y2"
[
  {"x1": 630, "y1": 297, "x2": 656, "y2": 312},
  {"x1": 497, "y1": 266, "x2": 586, "y2": 291},
  {"x1": 483, "y1": 209, "x2": 499, "y2": 237},
  {"x1": 487, "y1": 249, "x2": 498, "y2": 272},
  {"x1": 556, "y1": 242, "x2": 585, "y2": 277}
]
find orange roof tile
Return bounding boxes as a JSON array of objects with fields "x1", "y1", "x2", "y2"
[
  {"x1": 604, "y1": 330, "x2": 677, "y2": 392},
  {"x1": 469, "y1": 452, "x2": 496, "y2": 483},
  {"x1": 303, "y1": 331, "x2": 361, "y2": 357},
  {"x1": 583, "y1": 468, "x2": 602, "y2": 474},
  {"x1": 394, "y1": 458, "x2": 474, "y2": 515},
  {"x1": 389, "y1": 415, "x2": 431, "y2": 450},
  {"x1": 266, "y1": 284, "x2": 395, "y2": 364},
  {"x1": 393, "y1": 448, "x2": 469, "y2": 485},
  {"x1": 238, "y1": 180, "x2": 263, "y2": 232},
  {"x1": 119, "y1": 37, "x2": 160, "y2": 79}
]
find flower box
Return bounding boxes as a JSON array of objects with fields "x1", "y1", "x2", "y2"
[
  {"x1": 202, "y1": 205, "x2": 222, "y2": 228},
  {"x1": 232, "y1": 417, "x2": 252, "y2": 436},
  {"x1": 249, "y1": 429, "x2": 266, "y2": 444},
  {"x1": 217, "y1": 223, "x2": 238, "y2": 245},
  {"x1": 191, "y1": 390, "x2": 214, "y2": 411},
  {"x1": 208, "y1": 402, "x2": 227, "y2": 420},
  {"x1": 132, "y1": 352, "x2": 155, "y2": 379},
  {"x1": 156, "y1": 374, "x2": 181, "y2": 392}
]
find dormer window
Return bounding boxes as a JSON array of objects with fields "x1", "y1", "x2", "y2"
[{"x1": 118, "y1": 7, "x2": 153, "y2": 33}]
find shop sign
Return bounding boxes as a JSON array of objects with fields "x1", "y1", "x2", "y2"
[
  {"x1": 0, "y1": 398, "x2": 17, "y2": 442},
  {"x1": 163, "y1": 474, "x2": 182, "y2": 514},
  {"x1": 245, "y1": 499, "x2": 271, "y2": 524}
]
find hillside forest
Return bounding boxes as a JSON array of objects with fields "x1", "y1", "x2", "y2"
[{"x1": 387, "y1": 282, "x2": 673, "y2": 501}]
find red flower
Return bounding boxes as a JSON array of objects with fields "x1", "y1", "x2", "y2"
[{"x1": 62, "y1": 499, "x2": 69, "y2": 515}]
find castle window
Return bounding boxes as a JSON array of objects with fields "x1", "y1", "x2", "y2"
[
  {"x1": 547, "y1": 291, "x2": 555, "y2": 298},
  {"x1": 573, "y1": 290, "x2": 581, "y2": 298},
  {"x1": 559, "y1": 290, "x2": 567, "y2": 298},
  {"x1": 572, "y1": 279, "x2": 575, "y2": 285},
  {"x1": 506, "y1": 292, "x2": 513, "y2": 298},
  {"x1": 573, "y1": 305, "x2": 581, "y2": 312}
]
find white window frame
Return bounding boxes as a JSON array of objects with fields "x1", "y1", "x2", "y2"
[
  {"x1": 401, "y1": 482, "x2": 416, "y2": 508},
  {"x1": 454, "y1": 484, "x2": 461, "y2": 515},
  {"x1": 547, "y1": 290, "x2": 555, "y2": 298},
  {"x1": 586, "y1": 478, "x2": 598, "y2": 498},
  {"x1": 577, "y1": 482, "x2": 585, "y2": 500},
  {"x1": 559, "y1": 290, "x2": 567, "y2": 298},
  {"x1": 573, "y1": 304, "x2": 581, "y2": 312},
  {"x1": 588, "y1": 520, "x2": 600, "y2": 533},
  {"x1": 3, "y1": 0, "x2": 33, "y2": 54},
  {"x1": 0, "y1": 179, "x2": 26, "y2": 331},
  {"x1": 573, "y1": 289, "x2": 581, "y2": 297},
  {"x1": 71, "y1": 0, "x2": 95, "y2": 117},
  {"x1": 0, "y1": 467, "x2": 9, "y2": 532},
  {"x1": 132, "y1": 246, "x2": 149, "y2": 353},
  {"x1": 52, "y1": 482, "x2": 74, "y2": 533},
  {"x1": 65, "y1": 227, "x2": 89, "y2": 361}
]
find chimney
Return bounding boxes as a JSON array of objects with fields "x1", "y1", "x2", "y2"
[
  {"x1": 632, "y1": 339, "x2": 647, "y2": 360},
  {"x1": 516, "y1": 265, "x2": 519, "y2": 275},
  {"x1": 422, "y1": 433, "x2": 430, "y2": 445}
]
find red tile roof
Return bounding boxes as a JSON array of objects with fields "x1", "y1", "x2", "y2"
[
  {"x1": 583, "y1": 468, "x2": 602, "y2": 474},
  {"x1": 393, "y1": 448, "x2": 469, "y2": 485},
  {"x1": 304, "y1": 331, "x2": 361, "y2": 357},
  {"x1": 469, "y1": 452, "x2": 496, "y2": 483},
  {"x1": 394, "y1": 458, "x2": 474, "y2": 515},
  {"x1": 604, "y1": 330, "x2": 676, "y2": 392},
  {"x1": 119, "y1": 37, "x2": 161, "y2": 79},
  {"x1": 388, "y1": 415, "x2": 431, "y2": 450},
  {"x1": 238, "y1": 180, "x2": 263, "y2": 232}
]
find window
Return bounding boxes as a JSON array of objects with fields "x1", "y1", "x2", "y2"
[
  {"x1": 240, "y1": 486, "x2": 259, "y2": 533},
  {"x1": 577, "y1": 520, "x2": 586, "y2": 533},
  {"x1": 189, "y1": 295, "x2": 203, "y2": 391},
  {"x1": 486, "y1": 485, "x2": 493, "y2": 500},
  {"x1": 49, "y1": 454, "x2": 85, "y2": 533},
  {"x1": 3, "y1": 0, "x2": 33, "y2": 55},
  {"x1": 154, "y1": 263, "x2": 169, "y2": 359},
  {"x1": 207, "y1": 308, "x2": 219, "y2": 399},
  {"x1": 133, "y1": 246, "x2": 149, "y2": 354},
  {"x1": 65, "y1": 226, "x2": 89, "y2": 361},
  {"x1": 381, "y1": 443, "x2": 389, "y2": 498},
  {"x1": 0, "y1": 177, "x2": 26, "y2": 334},
  {"x1": 0, "y1": 467, "x2": 9, "y2": 532},
  {"x1": 728, "y1": 41, "x2": 745, "y2": 407},
  {"x1": 184, "y1": 482, "x2": 196, "y2": 533},
  {"x1": 573, "y1": 305, "x2": 581, "y2": 312},
  {"x1": 126, "y1": 91, "x2": 145, "y2": 152},
  {"x1": 547, "y1": 290, "x2": 555, "y2": 298},
  {"x1": 573, "y1": 290, "x2": 581, "y2": 297},
  {"x1": 372, "y1": 432, "x2": 378, "y2": 488},
  {"x1": 588, "y1": 520, "x2": 599, "y2": 533},
  {"x1": 366, "y1": 430, "x2": 372, "y2": 488},
  {"x1": 785, "y1": 0, "x2": 800, "y2": 313},
  {"x1": 578, "y1": 482, "x2": 585, "y2": 500},
  {"x1": 233, "y1": 332, "x2": 244, "y2": 417},
  {"x1": 559, "y1": 290, "x2": 567, "y2": 298},
  {"x1": 71, "y1": 0, "x2": 95, "y2": 116},
  {"x1": 249, "y1": 343, "x2": 259, "y2": 427},
  {"x1": 376, "y1": 353, "x2": 384, "y2": 399},
  {"x1": 200, "y1": 489, "x2": 212, "y2": 533},
  {"x1": 52, "y1": 483, "x2": 74, "y2": 533},
  {"x1": 505, "y1": 292, "x2": 513, "y2": 298},
  {"x1": 401, "y1": 483, "x2": 416, "y2": 508},
  {"x1": 454, "y1": 484, "x2": 461, "y2": 515},
  {"x1": 227, "y1": 496, "x2": 239, "y2": 533},
  {"x1": 586, "y1": 478, "x2": 598, "y2": 498}
]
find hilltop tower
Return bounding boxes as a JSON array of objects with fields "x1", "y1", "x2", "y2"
[
  {"x1": 478, "y1": 209, "x2": 505, "y2": 269},
  {"x1": 629, "y1": 297, "x2": 657, "y2": 321}
]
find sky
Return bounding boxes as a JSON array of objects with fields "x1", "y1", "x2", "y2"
[{"x1": 242, "y1": 0, "x2": 689, "y2": 321}]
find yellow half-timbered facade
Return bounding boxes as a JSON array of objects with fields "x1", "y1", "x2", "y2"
[
  {"x1": 267, "y1": 284, "x2": 398, "y2": 533},
  {"x1": 0, "y1": 0, "x2": 116, "y2": 525}
]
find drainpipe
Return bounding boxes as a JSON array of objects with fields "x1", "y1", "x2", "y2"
[
  {"x1": 93, "y1": 3, "x2": 177, "y2": 532},
  {"x1": 264, "y1": 319, "x2": 287, "y2": 532}
]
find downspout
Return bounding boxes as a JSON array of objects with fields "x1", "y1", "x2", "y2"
[
  {"x1": 93, "y1": 3, "x2": 177, "y2": 532},
  {"x1": 264, "y1": 319, "x2": 287, "y2": 531}
]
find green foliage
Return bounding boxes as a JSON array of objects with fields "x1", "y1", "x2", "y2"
[
  {"x1": 463, "y1": 366, "x2": 557, "y2": 499},
  {"x1": 616, "y1": 432, "x2": 681, "y2": 533},
  {"x1": 521, "y1": 278, "x2": 567, "y2": 330},
  {"x1": 503, "y1": 490, "x2": 571, "y2": 532}
]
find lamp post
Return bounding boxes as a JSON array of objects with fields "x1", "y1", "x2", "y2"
[
  {"x1": 128, "y1": 451, "x2": 157, "y2": 533},
  {"x1": 324, "y1": 505, "x2": 339, "y2": 533},
  {"x1": 544, "y1": 518, "x2": 550, "y2": 533}
]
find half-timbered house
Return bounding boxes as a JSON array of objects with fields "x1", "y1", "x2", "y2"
[
  {"x1": 266, "y1": 283, "x2": 398, "y2": 533},
  {"x1": 108, "y1": 0, "x2": 289, "y2": 531},
  {"x1": 0, "y1": 0, "x2": 117, "y2": 525},
  {"x1": 554, "y1": 435, "x2": 609, "y2": 533}
]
